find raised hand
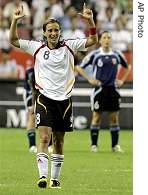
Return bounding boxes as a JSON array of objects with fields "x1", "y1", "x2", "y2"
[
  {"x1": 13, "y1": 5, "x2": 25, "y2": 21},
  {"x1": 78, "y1": 3, "x2": 93, "y2": 21}
]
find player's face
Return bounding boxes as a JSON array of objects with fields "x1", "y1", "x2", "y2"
[
  {"x1": 100, "y1": 32, "x2": 112, "y2": 49},
  {"x1": 44, "y1": 22, "x2": 61, "y2": 45}
]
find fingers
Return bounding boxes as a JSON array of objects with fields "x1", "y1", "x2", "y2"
[
  {"x1": 77, "y1": 12, "x2": 83, "y2": 17},
  {"x1": 78, "y1": 3, "x2": 86, "y2": 16},
  {"x1": 15, "y1": 5, "x2": 23, "y2": 15},
  {"x1": 83, "y1": 2, "x2": 86, "y2": 11},
  {"x1": 21, "y1": 5, "x2": 24, "y2": 13}
]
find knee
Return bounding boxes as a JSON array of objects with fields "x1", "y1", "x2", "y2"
[
  {"x1": 110, "y1": 113, "x2": 119, "y2": 124},
  {"x1": 110, "y1": 116, "x2": 119, "y2": 124},
  {"x1": 40, "y1": 134, "x2": 50, "y2": 144}
]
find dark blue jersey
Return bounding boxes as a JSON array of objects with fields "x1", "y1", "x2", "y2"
[{"x1": 80, "y1": 47, "x2": 128, "y2": 86}]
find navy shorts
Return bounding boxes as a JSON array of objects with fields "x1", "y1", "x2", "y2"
[
  {"x1": 24, "y1": 67, "x2": 35, "y2": 108},
  {"x1": 91, "y1": 86, "x2": 121, "y2": 112},
  {"x1": 35, "y1": 91, "x2": 73, "y2": 132}
]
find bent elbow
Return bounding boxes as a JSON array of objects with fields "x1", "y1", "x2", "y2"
[
  {"x1": 9, "y1": 38, "x2": 20, "y2": 48},
  {"x1": 86, "y1": 36, "x2": 98, "y2": 48}
]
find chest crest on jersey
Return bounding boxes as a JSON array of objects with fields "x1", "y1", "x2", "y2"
[
  {"x1": 112, "y1": 58, "x2": 117, "y2": 65},
  {"x1": 97, "y1": 59, "x2": 103, "y2": 67}
]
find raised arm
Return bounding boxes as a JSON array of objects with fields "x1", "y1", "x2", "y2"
[
  {"x1": 9, "y1": 6, "x2": 25, "y2": 48},
  {"x1": 78, "y1": 3, "x2": 98, "y2": 48}
]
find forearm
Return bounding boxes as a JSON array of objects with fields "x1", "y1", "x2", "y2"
[
  {"x1": 75, "y1": 66, "x2": 91, "y2": 82},
  {"x1": 79, "y1": 3, "x2": 98, "y2": 47},
  {"x1": 9, "y1": 19, "x2": 20, "y2": 48},
  {"x1": 120, "y1": 64, "x2": 132, "y2": 82},
  {"x1": 86, "y1": 19, "x2": 98, "y2": 47}
]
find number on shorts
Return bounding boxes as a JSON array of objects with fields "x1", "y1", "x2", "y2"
[{"x1": 36, "y1": 113, "x2": 40, "y2": 125}]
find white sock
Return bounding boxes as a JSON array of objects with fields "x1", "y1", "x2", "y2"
[
  {"x1": 51, "y1": 154, "x2": 64, "y2": 180},
  {"x1": 37, "y1": 152, "x2": 49, "y2": 178}
]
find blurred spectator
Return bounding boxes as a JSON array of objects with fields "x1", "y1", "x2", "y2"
[
  {"x1": 0, "y1": 0, "x2": 11, "y2": 8},
  {"x1": 3, "y1": 0, "x2": 31, "y2": 26},
  {"x1": 116, "y1": 0, "x2": 127, "y2": 11},
  {"x1": 60, "y1": 5, "x2": 86, "y2": 32},
  {"x1": 97, "y1": 0, "x2": 120, "y2": 25},
  {"x1": 31, "y1": 0, "x2": 50, "y2": 37},
  {"x1": 3, "y1": 0, "x2": 31, "y2": 39},
  {"x1": 97, "y1": 6, "x2": 116, "y2": 31},
  {"x1": 90, "y1": 0, "x2": 107, "y2": 12},
  {"x1": 0, "y1": 7, "x2": 11, "y2": 49},
  {"x1": 60, "y1": 5, "x2": 78, "y2": 30},
  {"x1": 123, "y1": 0, "x2": 133, "y2": 31},
  {"x1": 119, "y1": 11, "x2": 133, "y2": 32},
  {"x1": 70, "y1": 0, "x2": 89, "y2": 11},
  {"x1": 62, "y1": 17, "x2": 86, "y2": 39},
  {"x1": 33, "y1": 6, "x2": 52, "y2": 40},
  {"x1": 49, "y1": 0, "x2": 64, "y2": 19},
  {"x1": 126, "y1": 0, "x2": 133, "y2": 15},
  {"x1": 111, "y1": 17, "x2": 132, "y2": 52},
  {"x1": 0, "y1": 48, "x2": 18, "y2": 79}
]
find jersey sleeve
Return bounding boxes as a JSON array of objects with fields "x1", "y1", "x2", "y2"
[
  {"x1": 115, "y1": 50, "x2": 128, "y2": 68},
  {"x1": 65, "y1": 38, "x2": 87, "y2": 52},
  {"x1": 80, "y1": 50, "x2": 96, "y2": 69},
  {"x1": 19, "y1": 39, "x2": 42, "y2": 56}
]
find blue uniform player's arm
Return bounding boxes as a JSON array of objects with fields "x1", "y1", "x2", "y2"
[
  {"x1": 115, "y1": 50, "x2": 132, "y2": 87},
  {"x1": 75, "y1": 50, "x2": 101, "y2": 86}
]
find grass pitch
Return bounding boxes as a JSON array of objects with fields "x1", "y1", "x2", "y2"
[{"x1": 0, "y1": 128, "x2": 132, "y2": 195}]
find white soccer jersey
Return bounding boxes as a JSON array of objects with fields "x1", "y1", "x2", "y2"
[{"x1": 19, "y1": 38, "x2": 87, "y2": 100}]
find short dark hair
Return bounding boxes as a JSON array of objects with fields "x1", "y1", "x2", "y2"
[{"x1": 99, "y1": 31, "x2": 112, "y2": 38}]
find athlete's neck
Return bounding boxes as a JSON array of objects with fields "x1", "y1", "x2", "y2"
[
  {"x1": 47, "y1": 42, "x2": 58, "y2": 49},
  {"x1": 102, "y1": 47, "x2": 111, "y2": 53}
]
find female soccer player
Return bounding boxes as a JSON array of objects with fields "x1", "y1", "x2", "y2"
[{"x1": 9, "y1": 4, "x2": 98, "y2": 188}]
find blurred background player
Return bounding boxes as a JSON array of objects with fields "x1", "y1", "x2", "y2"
[
  {"x1": 75, "y1": 31, "x2": 131, "y2": 152},
  {"x1": 24, "y1": 66, "x2": 53, "y2": 153},
  {"x1": 0, "y1": 48, "x2": 18, "y2": 79}
]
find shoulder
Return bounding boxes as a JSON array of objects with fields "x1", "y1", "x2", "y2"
[
  {"x1": 64, "y1": 38, "x2": 87, "y2": 45},
  {"x1": 86, "y1": 49, "x2": 100, "y2": 59},
  {"x1": 21, "y1": 39, "x2": 43, "y2": 47},
  {"x1": 113, "y1": 49, "x2": 124, "y2": 56},
  {"x1": 19, "y1": 39, "x2": 39, "y2": 44},
  {"x1": 112, "y1": 49, "x2": 127, "y2": 62}
]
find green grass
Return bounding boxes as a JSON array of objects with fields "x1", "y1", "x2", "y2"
[{"x1": 0, "y1": 128, "x2": 133, "y2": 195}]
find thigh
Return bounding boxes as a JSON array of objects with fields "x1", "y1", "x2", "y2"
[
  {"x1": 109, "y1": 111, "x2": 119, "y2": 125},
  {"x1": 91, "y1": 111, "x2": 102, "y2": 124},
  {"x1": 38, "y1": 126, "x2": 52, "y2": 137}
]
